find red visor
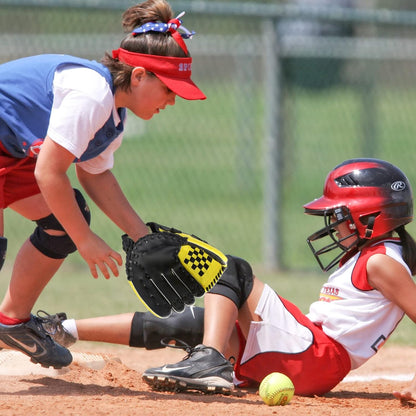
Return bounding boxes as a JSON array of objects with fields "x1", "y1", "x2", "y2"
[{"x1": 112, "y1": 48, "x2": 206, "y2": 100}]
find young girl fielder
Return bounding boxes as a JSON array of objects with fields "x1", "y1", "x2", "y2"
[{"x1": 0, "y1": 0, "x2": 205, "y2": 370}]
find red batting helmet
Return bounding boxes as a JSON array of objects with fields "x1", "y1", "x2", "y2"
[{"x1": 303, "y1": 158, "x2": 413, "y2": 271}]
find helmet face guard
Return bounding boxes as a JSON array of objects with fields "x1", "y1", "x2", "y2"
[
  {"x1": 306, "y1": 206, "x2": 360, "y2": 271},
  {"x1": 304, "y1": 158, "x2": 413, "y2": 271}
]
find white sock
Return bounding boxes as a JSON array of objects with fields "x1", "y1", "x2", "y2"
[{"x1": 62, "y1": 319, "x2": 79, "y2": 340}]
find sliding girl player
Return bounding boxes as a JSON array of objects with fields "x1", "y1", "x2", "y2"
[{"x1": 46, "y1": 158, "x2": 416, "y2": 397}]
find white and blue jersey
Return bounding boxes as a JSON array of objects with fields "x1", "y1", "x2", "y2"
[{"x1": 0, "y1": 54, "x2": 125, "y2": 163}]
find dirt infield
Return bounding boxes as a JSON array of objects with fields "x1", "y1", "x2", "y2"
[{"x1": 0, "y1": 344, "x2": 415, "y2": 416}]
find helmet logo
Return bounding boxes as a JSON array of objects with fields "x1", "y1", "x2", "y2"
[{"x1": 391, "y1": 181, "x2": 406, "y2": 191}]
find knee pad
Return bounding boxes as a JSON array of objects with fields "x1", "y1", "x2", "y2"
[
  {"x1": 129, "y1": 306, "x2": 204, "y2": 349},
  {"x1": 208, "y1": 255, "x2": 254, "y2": 308},
  {"x1": 30, "y1": 189, "x2": 91, "y2": 259}
]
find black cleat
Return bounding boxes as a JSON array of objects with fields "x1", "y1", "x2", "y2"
[
  {"x1": 142, "y1": 344, "x2": 234, "y2": 394},
  {"x1": 0, "y1": 314, "x2": 72, "y2": 369}
]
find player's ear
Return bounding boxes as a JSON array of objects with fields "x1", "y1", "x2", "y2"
[{"x1": 131, "y1": 67, "x2": 146, "y2": 86}]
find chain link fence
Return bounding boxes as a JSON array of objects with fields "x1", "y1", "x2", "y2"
[{"x1": 2, "y1": 1, "x2": 416, "y2": 271}]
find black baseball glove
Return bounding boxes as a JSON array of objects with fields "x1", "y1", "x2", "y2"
[{"x1": 122, "y1": 222, "x2": 227, "y2": 318}]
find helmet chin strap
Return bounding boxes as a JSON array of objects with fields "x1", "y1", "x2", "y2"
[{"x1": 364, "y1": 215, "x2": 376, "y2": 238}]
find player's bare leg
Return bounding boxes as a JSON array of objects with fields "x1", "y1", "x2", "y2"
[
  {"x1": 0, "y1": 194, "x2": 72, "y2": 368},
  {"x1": 235, "y1": 277, "x2": 264, "y2": 336},
  {"x1": 76, "y1": 313, "x2": 134, "y2": 345},
  {"x1": 0, "y1": 238, "x2": 71, "y2": 368},
  {"x1": 0, "y1": 239, "x2": 64, "y2": 319},
  {"x1": 1, "y1": 193, "x2": 67, "y2": 318},
  {"x1": 202, "y1": 293, "x2": 238, "y2": 358},
  {"x1": 203, "y1": 277, "x2": 265, "y2": 358}
]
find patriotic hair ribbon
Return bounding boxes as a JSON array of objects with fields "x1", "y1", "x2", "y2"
[{"x1": 131, "y1": 12, "x2": 195, "y2": 54}]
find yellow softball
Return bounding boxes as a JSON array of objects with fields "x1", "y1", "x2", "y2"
[{"x1": 259, "y1": 372, "x2": 295, "y2": 406}]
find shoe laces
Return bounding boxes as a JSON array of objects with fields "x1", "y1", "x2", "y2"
[
  {"x1": 166, "y1": 341, "x2": 226, "y2": 366},
  {"x1": 36, "y1": 310, "x2": 66, "y2": 336},
  {"x1": 161, "y1": 339, "x2": 233, "y2": 364},
  {"x1": 160, "y1": 338, "x2": 206, "y2": 362},
  {"x1": 160, "y1": 337, "x2": 192, "y2": 353}
]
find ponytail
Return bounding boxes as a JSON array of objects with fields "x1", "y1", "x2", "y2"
[
  {"x1": 102, "y1": 0, "x2": 187, "y2": 91},
  {"x1": 396, "y1": 225, "x2": 416, "y2": 275}
]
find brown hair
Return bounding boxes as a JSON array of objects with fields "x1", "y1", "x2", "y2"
[
  {"x1": 396, "y1": 225, "x2": 416, "y2": 275},
  {"x1": 102, "y1": 0, "x2": 189, "y2": 91}
]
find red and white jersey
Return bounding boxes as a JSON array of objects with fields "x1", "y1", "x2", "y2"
[{"x1": 307, "y1": 239, "x2": 407, "y2": 369}]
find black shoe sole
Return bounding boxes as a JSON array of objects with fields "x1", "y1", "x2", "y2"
[
  {"x1": 0, "y1": 341, "x2": 72, "y2": 369},
  {"x1": 29, "y1": 356, "x2": 69, "y2": 369},
  {"x1": 142, "y1": 374, "x2": 233, "y2": 395}
]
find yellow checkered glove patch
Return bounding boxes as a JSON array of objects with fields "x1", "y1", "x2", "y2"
[{"x1": 122, "y1": 222, "x2": 227, "y2": 318}]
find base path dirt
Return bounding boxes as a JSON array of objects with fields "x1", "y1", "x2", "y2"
[{"x1": 0, "y1": 344, "x2": 415, "y2": 416}]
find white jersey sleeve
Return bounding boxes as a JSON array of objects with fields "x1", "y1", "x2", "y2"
[
  {"x1": 76, "y1": 133, "x2": 123, "y2": 174},
  {"x1": 47, "y1": 65, "x2": 123, "y2": 173}
]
